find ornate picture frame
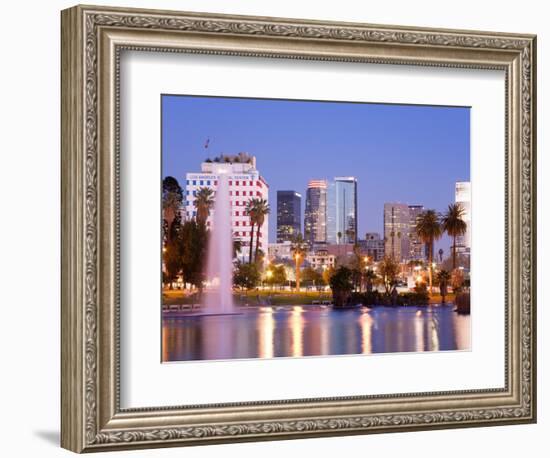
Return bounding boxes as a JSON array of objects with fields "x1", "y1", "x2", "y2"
[{"x1": 61, "y1": 4, "x2": 536, "y2": 453}]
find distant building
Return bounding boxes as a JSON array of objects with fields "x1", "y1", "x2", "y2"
[
  {"x1": 185, "y1": 153, "x2": 268, "y2": 262},
  {"x1": 268, "y1": 241, "x2": 293, "y2": 261},
  {"x1": 326, "y1": 177, "x2": 358, "y2": 244},
  {"x1": 276, "y1": 190, "x2": 301, "y2": 243},
  {"x1": 306, "y1": 249, "x2": 336, "y2": 270},
  {"x1": 384, "y1": 203, "x2": 410, "y2": 262},
  {"x1": 455, "y1": 181, "x2": 471, "y2": 253},
  {"x1": 408, "y1": 205, "x2": 426, "y2": 261},
  {"x1": 312, "y1": 242, "x2": 356, "y2": 262},
  {"x1": 357, "y1": 232, "x2": 385, "y2": 262},
  {"x1": 304, "y1": 180, "x2": 327, "y2": 245}
]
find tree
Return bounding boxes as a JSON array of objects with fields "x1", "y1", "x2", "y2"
[
  {"x1": 272, "y1": 264, "x2": 287, "y2": 287},
  {"x1": 180, "y1": 220, "x2": 208, "y2": 293},
  {"x1": 322, "y1": 266, "x2": 335, "y2": 286},
  {"x1": 348, "y1": 245, "x2": 365, "y2": 291},
  {"x1": 233, "y1": 262, "x2": 260, "y2": 290},
  {"x1": 163, "y1": 237, "x2": 182, "y2": 289},
  {"x1": 301, "y1": 267, "x2": 323, "y2": 288},
  {"x1": 265, "y1": 264, "x2": 287, "y2": 289},
  {"x1": 378, "y1": 256, "x2": 400, "y2": 297},
  {"x1": 364, "y1": 269, "x2": 377, "y2": 293},
  {"x1": 441, "y1": 203, "x2": 468, "y2": 270},
  {"x1": 245, "y1": 198, "x2": 260, "y2": 264},
  {"x1": 194, "y1": 187, "x2": 214, "y2": 224},
  {"x1": 329, "y1": 266, "x2": 354, "y2": 307},
  {"x1": 416, "y1": 209, "x2": 443, "y2": 294},
  {"x1": 436, "y1": 269, "x2": 451, "y2": 304},
  {"x1": 290, "y1": 234, "x2": 307, "y2": 292},
  {"x1": 162, "y1": 176, "x2": 183, "y2": 242},
  {"x1": 252, "y1": 199, "x2": 270, "y2": 263}
]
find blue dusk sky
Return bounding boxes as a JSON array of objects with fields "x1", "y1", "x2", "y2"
[{"x1": 161, "y1": 95, "x2": 470, "y2": 256}]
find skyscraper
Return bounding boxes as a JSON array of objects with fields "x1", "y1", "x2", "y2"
[
  {"x1": 455, "y1": 181, "x2": 471, "y2": 253},
  {"x1": 384, "y1": 203, "x2": 410, "y2": 262},
  {"x1": 276, "y1": 190, "x2": 302, "y2": 243},
  {"x1": 408, "y1": 205, "x2": 426, "y2": 261},
  {"x1": 304, "y1": 180, "x2": 327, "y2": 245},
  {"x1": 326, "y1": 177, "x2": 358, "y2": 244}
]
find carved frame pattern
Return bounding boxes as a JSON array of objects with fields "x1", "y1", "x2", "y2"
[{"x1": 61, "y1": 5, "x2": 536, "y2": 453}]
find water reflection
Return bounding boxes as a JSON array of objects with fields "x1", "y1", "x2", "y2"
[{"x1": 162, "y1": 305, "x2": 471, "y2": 362}]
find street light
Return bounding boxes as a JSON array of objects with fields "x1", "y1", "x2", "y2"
[
  {"x1": 294, "y1": 253, "x2": 301, "y2": 292},
  {"x1": 265, "y1": 269, "x2": 273, "y2": 292}
]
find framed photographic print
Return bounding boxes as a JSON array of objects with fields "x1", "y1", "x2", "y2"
[{"x1": 61, "y1": 4, "x2": 537, "y2": 453}]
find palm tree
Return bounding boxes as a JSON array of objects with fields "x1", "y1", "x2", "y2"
[
  {"x1": 416, "y1": 209, "x2": 442, "y2": 294},
  {"x1": 193, "y1": 187, "x2": 214, "y2": 224},
  {"x1": 245, "y1": 198, "x2": 260, "y2": 264},
  {"x1": 441, "y1": 203, "x2": 468, "y2": 270},
  {"x1": 291, "y1": 234, "x2": 307, "y2": 292},
  {"x1": 346, "y1": 228, "x2": 356, "y2": 244},
  {"x1": 253, "y1": 199, "x2": 270, "y2": 263}
]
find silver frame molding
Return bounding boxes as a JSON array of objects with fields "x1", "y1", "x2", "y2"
[{"x1": 61, "y1": 4, "x2": 537, "y2": 453}]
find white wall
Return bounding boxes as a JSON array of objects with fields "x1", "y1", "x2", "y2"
[{"x1": 0, "y1": 1, "x2": 546, "y2": 457}]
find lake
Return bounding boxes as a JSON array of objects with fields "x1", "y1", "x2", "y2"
[{"x1": 162, "y1": 305, "x2": 470, "y2": 362}]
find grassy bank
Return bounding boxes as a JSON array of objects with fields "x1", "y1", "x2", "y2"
[
  {"x1": 162, "y1": 289, "x2": 331, "y2": 306},
  {"x1": 162, "y1": 289, "x2": 455, "y2": 306}
]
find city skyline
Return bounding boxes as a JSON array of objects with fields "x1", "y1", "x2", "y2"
[{"x1": 162, "y1": 94, "x2": 470, "y2": 255}]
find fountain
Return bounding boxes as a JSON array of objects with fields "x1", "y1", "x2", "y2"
[{"x1": 203, "y1": 169, "x2": 235, "y2": 314}]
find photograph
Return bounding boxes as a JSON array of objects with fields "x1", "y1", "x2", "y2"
[{"x1": 161, "y1": 95, "x2": 472, "y2": 362}]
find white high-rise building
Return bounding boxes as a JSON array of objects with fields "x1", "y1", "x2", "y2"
[
  {"x1": 184, "y1": 153, "x2": 269, "y2": 262},
  {"x1": 455, "y1": 181, "x2": 471, "y2": 253}
]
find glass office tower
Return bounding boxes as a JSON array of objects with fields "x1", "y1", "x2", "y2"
[
  {"x1": 304, "y1": 180, "x2": 327, "y2": 245},
  {"x1": 276, "y1": 190, "x2": 302, "y2": 243},
  {"x1": 326, "y1": 177, "x2": 357, "y2": 245}
]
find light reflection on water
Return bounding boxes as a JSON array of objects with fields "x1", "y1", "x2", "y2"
[{"x1": 162, "y1": 305, "x2": 471, "y2": 362}]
